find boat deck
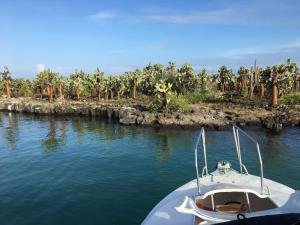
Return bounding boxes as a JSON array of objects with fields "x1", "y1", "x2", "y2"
[{"x1": 141, "y1": 172, "x2": 298, "y2": 225}]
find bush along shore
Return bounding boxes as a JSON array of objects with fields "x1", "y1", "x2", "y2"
[
  {"x1": 1, "y1": 59, "x2": 300, "y2": 131},
  {"x1": 0, "y1": 97, "x2": 299, "y2": 131}
]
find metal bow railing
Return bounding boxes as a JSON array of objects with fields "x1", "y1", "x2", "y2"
[
  {"x1": 232, "y1": 125, "x2": 265, "y2": 195},
  {"x1": 194, "y1": 125, "x2": 266, "y2": 195}
]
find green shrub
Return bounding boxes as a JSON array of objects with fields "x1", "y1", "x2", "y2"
[
  {"x1": 147, "y1": 101, "x2": 160, "y2": 112},
  {"x1": 241, "y1": 88, "x2": 248, "y2": 98},
  {"x1": 168, "y1": 93, "x2": 188, "y2": 112},
  {"x1": 282, "y1": 92, "x2": 300, "y2": 105},
  {"x1": 147, "y1": 92, "x2": 188, "y2": 112},
  {"x1": 186, "y1": 90, "x2": 223, "y2": 103}
]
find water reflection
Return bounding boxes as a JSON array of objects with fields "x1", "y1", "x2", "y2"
[
  {"x1": 42, "y1": 117, "x2": 66, "y2": 152},
  {"x1": 153, "y1": 128, "x2": 194, "y2": 161},
  {"x1": 0, "y1": 112, "x2": 299, "y2": 164},
  {"x1": 0, "y1": 112, "x2": 19, "y2": 148},
  {"x1": 70, "y1": 117, "x2": 127, "y2": 142}
]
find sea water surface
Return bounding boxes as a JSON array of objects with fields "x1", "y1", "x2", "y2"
[{"x1": 0, "y1": 112, "x2": 299, "y2": 225}]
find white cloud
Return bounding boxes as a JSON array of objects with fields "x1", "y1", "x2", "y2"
[
  {"x1": 88, "y1": 11, "x2": 116, "y2": 21},
  {"x1": 221, "y1": 39, "x2": 300, "y2": 59},
  {"x1": 143, "y1": 9, "x2": 236, "y2": 24},
  {"x1": 87, "y1": 1, "x2": 300, "y2": 26},
  {"x1": 36, "y1": 64, "x2": 45, "y2": 72}
]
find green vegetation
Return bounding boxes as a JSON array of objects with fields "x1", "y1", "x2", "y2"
[
  {"x1": 186, "y1": 91, "x2": 223, "y2": 104},
  {"x1": 1, "y1": 59, "x2": 300, "y2": 112},
  {"x1": 168, "y1": 93, "x2": 189, "y2": 112},
  {"x1": 282, "y1": 92, "x2": 300, "y2": 105}
]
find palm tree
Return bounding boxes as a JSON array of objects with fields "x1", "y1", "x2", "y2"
[
  {"x1": 259, "y1": 67, "x2": 271, "y2": 98},
  {"x1": 69, "y1": 70, "x2": 86, "y2": 100},
  {"x1": 218, "y1": 66, "x2": 233, "y2": 93},
  {"x1": 271, "y1": 64, "x2": 286, "y2": 106},
  {"x1": 34, "y1": 69, "x2": 57, "y2": 102},
  {"x1": 107, "y1": 76, "x2": 115, "y2": 99},
  {"x1": 279, "y1": 60, "x2": 294, "y2": 97},
  {"x1": 141, "y1": 64, "x2": 156, "y2": 96},
  {"x1": 127, "y1": 69, "x2": 142, "y2": 99},
  {"x1": 112, "y1": 76, "x2": 125, "y2": 99},
  {"x1": 167, "y1": 61, "x2": 176, "y2": 74},
  {"x1": 197, "y1": 69, "x2": 210, "y2": 93},
  {"x1": 237, "y1": 66, "x2": 249, "y2": 95},
  {"x1": 292, "y1": 67, "x2": 300, "y2": 92},
  {"x1": 1, "y1": 66, "x2": 11, "y2": 98},
  {"x1": 93, "y1": 68, "x2": 104, "y2": 101},
  {"x1": 118, "y1": 76, "x2": 127, "y2": 99},
  {"x1": 285, "y1": 59, "x2": 299, "y2": 92},
  {"x1": 102, "y1": 77, "x2": 110, "y2": 100},
  {"x1": 177, "y1": 63, "x2": 196, "y2": 94},
  {"x1": 11, "y1": 79, "x2": 34, "y2": 97},
  {"x1": 54, "y1": 75, "x2": 66, "y2": 100}
]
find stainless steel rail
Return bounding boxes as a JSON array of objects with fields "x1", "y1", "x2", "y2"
[
  {"x1": 194, "y1": 125, "x2": 266, "y2": 195},
  {"x1": 194, "y1": 127, "x2": 208, "y2": 194},
  {"x1": 233, "y1": 125, "x2": 265, "y2": 195}
]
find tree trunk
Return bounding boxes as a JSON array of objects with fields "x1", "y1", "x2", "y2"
[
  {"x1": 59, "y1": 84, "x2": 64, "y2": 99},
  {"x1": 220, "y1": 83, "x2": 225, "y2": 92},
  {"x1": 241, "y1": 77, "x2": 245, "y2": 90},
  {"x1": 96, "y1": 84, "x2": 101, "y2": 101},
  {"x1": 50, "y1": 86, "x2": 54, "y2": 102},
  {"x1": 5, "y1": 80, "x2": 11, "y2": 98},
  {"x1": 76, "y1": 88, "x2": 80, "y2": 100},
  {"x1": 132, "y1": 79, "x2": 136, "y2": 99},
  {"x1": 117, "y1": 91, "x2": 120, "y2": 100},
  {"x1": 272, "y1": 74, "x2": 278, "y2": 106},
  {"x1": 105, "y1": 92, "x2": 108, "y2": 100},
  {"x1": 260, "y1": 83, "x2": 264, "y2": 98},
  {"x1": 110, "y1": 90, "x2": 114, "y2": 99},
  {"x1": 46, "y1": 85, "x2": 52, "y2": 102}
]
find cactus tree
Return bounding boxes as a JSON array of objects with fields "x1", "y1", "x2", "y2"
[
  {"x1": 155, "y1": 79, "x2": 173, "y2": 109},
  {"x1": 1, "y1": 66, "x2": 11, "y2": 98}
]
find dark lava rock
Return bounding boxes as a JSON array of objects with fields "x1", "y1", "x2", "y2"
[
  {"x1": 119, "y1": 115, "x2": 137, "y2": 125},
  {"x1": 261, "y1": 116, "x2": 283, "y2": 132}
]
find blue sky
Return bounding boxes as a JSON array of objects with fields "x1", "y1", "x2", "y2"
[{"x1": 1, "y1": 0, "x2": 300, "y2": 78}]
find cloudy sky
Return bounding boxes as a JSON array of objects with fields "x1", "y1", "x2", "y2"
[{"x1": 1, "y1": 0, "x2": 300, "y2": 78}]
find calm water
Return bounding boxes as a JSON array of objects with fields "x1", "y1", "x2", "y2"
[{"x1": 0, "y1": 112, "x2": 299, "y2": 225}]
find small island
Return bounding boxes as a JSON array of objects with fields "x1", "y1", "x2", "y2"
[{"x1": 0, "y1": 61, "x2": 299, "y2": 131}]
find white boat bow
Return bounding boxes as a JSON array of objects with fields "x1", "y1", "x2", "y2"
[{"x1": 141, "y1": 125, "x2": 300, "y2": 225}]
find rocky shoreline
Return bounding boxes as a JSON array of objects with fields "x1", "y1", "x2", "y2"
[{"x1": 0, "y1": 98, "x2": 299, "y2": 131}]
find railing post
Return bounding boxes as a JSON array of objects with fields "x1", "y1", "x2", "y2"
[
  {"x1": 257, "y1": 143, "x2": 264, "y2": 195},
  {"x1": 194, "y1": 128, "x2": 208, "y2": 195},
  {"x1": 233, "y1": 127, "x2": 243, "y2": 173},
  {"x1": 236, "y1": 129, "x2": 243, "y2": 173},
  {"x1": 202, "y1": 129, "x2": 208, "y2": 176},
  {"x1": 195, "y1": 146, "x2": 200, "y2": 194},
  {"x1": 195, "y1": 129, "x2": 202, "y2": 194}
]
